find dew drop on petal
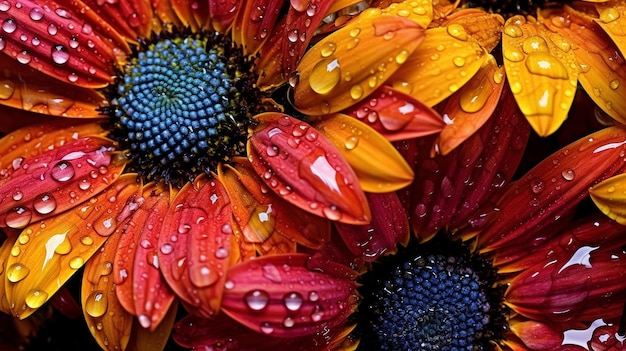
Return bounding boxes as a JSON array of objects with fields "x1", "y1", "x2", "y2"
[
  {"x1": 0, "y1": 79, "x2": 14, "y2": 98},
  {"x1": 29, "y1": 7, "x2": 44, "y2": 21},
  {"x1": 283, "y1": 317, "x2": 295, "y2": 328},
  {"x1": 5, "y1": 207, "x2": 32, "y2": 229},
  {"x1": 47, "y1": 23, "x2": 57, "y2": 36},
  {"x1": 561, "y1": 169, "x2": 575, "y2": 181},
  {"x1": 245, "y1": 290, "x2": 270, "y2": 311},
  {"x1": 260, "y1": 322, "x2": 274, "y2": 334},
  {"x1": 214, "y1": 247, "x2": 228, "y2": 259},
  {"x1": 33, "y1": 193, "x2": 57, "y2": 215},
  {"x1": 345, "y1": 136, "x2": 359, "y2": 150},
  {"x1": 308, "y1": 291, "x2": 319, "y2": 302},
  {"x1": 69, "y1": 256, "x2": 84, "y2": 269},
  {"x1": 51, "y1": 44, "x2": 70, "y2": 65},
  {"x1": 322, "y1": 205, "x2": 342, "y2": 221},
  {"x1": 446, "y1": 24, "x2": 468, "y2": 41},
  {"x1": 51, "y1": 161, "x2": 75, "y2": 182},
  {"x1": 309, "y1": 58, "x2": 341, "y2": 95},
  {"x1": 6, "y1": 262, "x2": 29, "y2": 282},
  {"x1": 311, "y1": 305, "x2": 324, "y2": 321},
  {"x1": 2, "y1": 18, "x2": 16, "y2": 33},
  {"x1": 283, "y1": 292, "x2": 303, "y2": 311},
  {"x1": 85, "y1": 290, "x2": 107, "y2": 317},
  {"x1": 160, "y1": 243, "x2": 173, "y2": 255},
  {"x1": 24, "y1": 289, "x2": 48, "y2": 309},
  {"x1": 530, "y1": 178, "x2": 545, "y2": 194},
  {"x1": 0, "y1": 1, "x2": 9, "y2": 11},
  {"x1": 16, "y1": 51, "x2": 31, "y2": 64}
]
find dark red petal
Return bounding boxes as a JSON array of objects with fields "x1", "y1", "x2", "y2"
[
  {"x1": 0, "y1": 0, "x2": 129, "y2": 88},
  {"x1": 157, "y1": 176, "x2": 238, "y2": 318},
  {"x1": 344, "y1": 85, "x2": 445, "y2": 141},
  {"x1": 233, "y1": 0, "x2": 283, "y2": 54},
  {"x1": 334, "y1": 192, "x2": 409, "y2": 261},
  {"x1": 80, "y1": 0, "x2": 153, "y2": 42},
  {"x1": 0, "y1": 137, "x2": 123, "y2": 229},
  {"x1": 221, "y1": 254, "x2": 358, "y2": 338},
  {"x1": 248, "y1": 113, "x2": 370, "y2": 224},
  {"x1": 405, "y1": 87, "x2": 529, "y2": 241},
  {"x1": 510, "y1": 321, "x2": 564, "y2": 350},
  {"x1": 506, "y1": 240, "x2": 626, "y2": 322},
  {"x1": 477, "y1": 125, "x2": 626, "y2": 252}
]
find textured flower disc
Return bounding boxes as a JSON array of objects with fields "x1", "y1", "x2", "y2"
[
  {"x1": 356, "y1": 235, "x2": 507, "y2": 351},
  {"x1": 105, "y1": 29, "x2": 264, "y2": 186}
]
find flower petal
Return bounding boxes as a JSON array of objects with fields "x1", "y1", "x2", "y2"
[
  {"x1": 344, "y1": 85, "x2": 445, "y2": 142},
  {"x1": 334, "y1": 192, "x2": 409, "y2": 261},
  {"x1": 233, "y1": 0, "x2": 283, "y2": 54},
  {"x1": 219, "y1": 161, "x2": 331, "y2": 250},
  {"x1": 80, "y1": 0, "x2": 153, "y2": 42},
  {"x1": 157, "y1": 176, "x2": 238, "y2": 318},
  {"x1": 169, "y1": 0, "x2": 210, "y2": 31},
  {"x1": 0, "y1": 237, "x2": 14, "y2": 314},
  {"x1": 248, "y1": 113, "x2": 370, "y2": 224},
  {"x1": 476, "y1": 126, "x2": 626, "y2": 253},
  {"x1": 509, "y1": 320, "x2": 565, "y2": 350},
  {"x1": 590, "y1": 173, "x2": 626, "y2": 224},
  {"x1": 541, "y1": 6, "x2": 626, "y2": 132},
  {"x1": 506, "y1": 239, "x2": 626, "y2": 322},
  {"x1": 293, "y1": 12, "x2": 425, "y2": 115},
  {"x1": 0, "y1": 137, "x2": 124, "y2": 229},
  {"x1": 437, "y1": 8, "x2": 504, "y2": 53},
  {"x1": 501, "y1": 15, "x2": 578, "y2": 136},
  {"x1": 388, "y1": 25, "x2": 487, "y2": 107},
  {"x1": 208, "y1": 0, "x2": 239, "y2": 32},
  {"x1": 373, "y1": 0, "x2": 434, "y2": 29},
  {"x1": 6, "y1": 174, "x2": 141, "y2": 320},
  {"x1": 312, "y1": 113, "x2": 414, "y2": 192},
  {"x1": 0, "y1": 0, "x2": 130, "y2": 88},
  {"x1": 128, "y1": 302, "x2": 177, "y2": 351},
  {"x1": 221, "y1": 253, "x2": 358, "y2": 338},
  {"x1": 593, "y1": 4, "x2": 626, "y2": 60},
  {"x1": 435, "y1": 55, "x2": 505, "y2": 155}
]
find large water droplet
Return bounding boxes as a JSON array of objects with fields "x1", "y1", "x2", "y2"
[
  {"x1": 446, "y1": 24, "x2": 468, "y2": 41},
  {"x1": 85, "y1": 290, "x2": 107, "y2": 317},
  {"x1": 51, "y1": 161, "x2": 75, "y2": 182},
  {"x1": 25, "y1": 289, "x2": 48, "y2": 309},
  {"x1": 561, "y1": 169, "x2": 575, "y2": 181},
  {"x1": 2, "y1": 18, "x2": 16, "y2": 33},
  {"x1": 51, "y1": 44, "x2": 70, "y2": 65},
  {"x1": 283, "y1": 292, "x2": 303, "y2": 311},
  {"x1": 0, "y1": 79, "x2": 15, "y2": 99},
  {"x1": 33, "y1": 193, "x2": 57, "y2": 215},
  {"x1": 245, "y1": 290, "x2": 270, "y2": 311},
  {"x1": 309, "y1": 58, "x2": 341, "y2": 95},
  {"x1": 29, "y1": 7, "x2": 44, "y2": 21},
  {"x1": 6, "y1": 262, "x2": 30, "y2": 282},
  {"x1": 5, "y1": 207, "x2": 32, "y2": 229}
]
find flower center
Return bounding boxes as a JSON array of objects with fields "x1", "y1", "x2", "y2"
[
  {"x1": 357, "y1": 236, "x2": 507, "y2": 350},
  {"x1": 107, "y1": 30, "x2": 263, "y2": 185}
]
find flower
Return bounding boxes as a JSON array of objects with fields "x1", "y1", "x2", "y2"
[{"x1": 0, "y1": 0, "x2": 436, "y2": 349}]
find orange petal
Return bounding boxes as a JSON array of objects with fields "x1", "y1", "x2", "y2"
[
  {"x1": 232, "y1": 0, "x2": 283, "y2": 54},
  {"x1": 220, "y1": 161, "x2": 331, "y2": 249},
  {"x1": 157, "y1": 176, "x2": 238, "y2": 318},
  {"x1": 169, "y1": 0, "x2": 210, "y2": 31},
  {"x1": 128, "y1": 302, "x2": 178, "y2": 351},
  {"x1": 371, "y1": 0, "x2": 434, "y2": 29},
  {"x1": 6, "y1": 174, "x2": 141, "y2": 319},
  {"x1": 312, "y1": 113, "x2": 414, "y2": 192},
  {"x1": 0, "y1": 54, "x2": 107, "y2": 117},
  {"x1": 0, "y1": 237, "x2": 14, "y2": 314},
  {"x1": 221, "y1": 254, "x2": 358, "y2": 338},
  {"x1": 502, "y1": 15, "x2": 579, "y2": 136},
  {"x1": 589, "y1": 173, "x2": 626, "y2": 224},
  {"x1": 344, "y1": 85, "x2": 445, "y2": 141},
  {"x1": 435, "y1": 55, "x2": 505, "y2": 155},
  {"x1": 437, "y1": 8, "x2": 504, "y2": 53},
  {"x1": 388, "y1": 25, "x2": 488, "y2": 107},
  {"x1": 81, "y1": 177, "x2": 142, "y2": 351},
  {"x1": 541, "y1": 6, "x2": 626, "y2": 129},
  {"x1": 594, "y1": 5, "x2": 626, "y2": 56},
  {"x1": 208, "y1": 0, "x2": 239, "y2": 32},
  {"x1": 293, "y1": 12, "x2": 425, "y2": 115},
  {"x1": 0, "y1": 137, "x2": 125, "y2": 229},
  {"x1": 0, "y1": 0, "x2": 130, "y2": 88},
  {"x1": 248, "y1": 113, "x2": 370, "y2": 224},
  {"x1": 81, "y1": 0, "x2": 153, "y2": 43}
]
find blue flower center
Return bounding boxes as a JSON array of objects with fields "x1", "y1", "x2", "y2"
[
  {"x1": 108, "y1": 31, "x2": 262, "y2": 185},
  {"x1": 358, "y1": 237, "x2": 506, "y2": 350}
]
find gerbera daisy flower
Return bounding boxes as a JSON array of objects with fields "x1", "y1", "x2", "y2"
[{"x1": 0, "y1": 0, "x2": 441, "y2": 349}]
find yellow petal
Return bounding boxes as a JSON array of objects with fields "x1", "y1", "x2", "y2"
[
  {"x1": 5, "y1": 175, "x2": 140, "y2": 320},
  {"x1": 595, "y1": 5, "x2": 626, "y2": 55},
  {"x1": 437, "y1": 8, "x2": 504, "y2": 53},
  {"x1": 127, "y1": 303, "x2": 177, "y2": 351},
  {"x1": 374, "y1": 0, "x2": 434, "y2": 29},
  {"x1": 312, "y1": 113, "x2": 414, "y2": 192},
  {"x1": 293, "y1": 10, "x2": 425, "y2": 115},
  {"x1": 388, "y1": 25, "x2": 488, "y2": 107},
  {"x1": 590, "y1": 173, "x2": 626, "y2": 225},
  {"x1": 502, "y1": 15, "x2": 578, "y2": 136}
]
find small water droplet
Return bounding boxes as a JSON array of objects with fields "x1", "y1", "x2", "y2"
[
  {"x1": 214, "y1": 247, "x2": 228, "y2": 259},
  {"x1": 283, "y1": 292, "x2": 303, "y2": 311},
  {"x1": 311, "y1": 305, "x2": 324, "y2": 321},
  {"x1": 350, "y1": 84, "x2": 363, "y2": 99},
  {"x1": 5, "y1": 207, "x2": 32, "y2": 229},
  {"x1": 283, "y1": 317, "x2": 295, "y2": 328},
  {"x1": 446, "y1": 24, "x2": 467, "y2": 41},
  {"x1": 609, "y1": 79, "x2": 620, "y2": 90},
  {"x1": 320, "y1": 42, "x2": 336, "y2": 58},
  {"x1": 12, "y1": 190, "x2": 23, "y2": 201},
  {"x1": 0, "y1": 1, "x2": 9, "y2": 12},
  {"x1": 16, "y1": 51, "x2": 31, "y2": 64},
  {"x1": 69, "y1": 256, "x2": 84, "y2": 269},
  {"x1": 308, "y1": 291, "x2": 319, "y2": 302},
  {"x1": 29, "y1": 7, "x2": 44, "y2": 21},
  {"x1": 78, "y1": 178, "x2": 91, "y2": 190},
  {"x1": 530, "y1": 178, "x2": 545, "y2": 194},
  {"x1": 51, "y1": 44, "x2": 70, "y2": 65},
  {"x1": 345, "y1": 136, "x2": 359, "y2": 150},
  {"x1": 322, "y1": 205, "x2": 342, "y2": 221},
  {"x1": 561, "y1": 169, "x2": 575, "y2": 181},
  {"x1": 504, "y1": 24, "x2": 523, "y2": 38},
  {"x1": 599, "y1": 7, "x2": 620, "y2": 23},
  {"x1": 160, "y1": 243, "x2": 173, "y2": 255},
  {"x1": 33, "y1": 193, "x2": 57, "y2": 215},
  {"x1": 51, "y1": 161, "x2": 75, "y2": 182},
  {"x1": 224, "y1": 280, "x2": 235, "y2": 290},
  {"x1": 260, "y1": 322, "x2": 274, "y2": 334},
  {"x1": 48, "y1": 23, "x2": 58, "y2": 35},
  {"x1": 25, "y1": 289, "x2": 48, "y2": 309},
  {"x1": 6, "y1": 262, "x2": 30, "y2": 282},
  {"x1": 0, "y1": 79, "x2": 14, "y2": 99},
  {"x1": 2, "y1": 17, "x2": 16, "y2": 33},
  {"x1": 85, "y1": 290, "x2": 107, "y2": 317},
  {"x1": 245, "y1": 290, "x2": 270, "y2": 311}
]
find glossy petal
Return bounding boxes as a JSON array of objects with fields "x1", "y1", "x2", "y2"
[
  {"x1": 114, "y1": 184, "x2": 175, "y2": 331},
  {"x1": 407, "y1": 87, "x2": 529, "y2": 241},
  {"x1": 435, "y1": 55, "x2": 505, "y2": 155},
  {"x1": 81, "y1": 178, "x2": 142, "y2": 351},
  {"x1": 207, "y1": 0, "x2": 239, "y2": 32},
  {"x1": 388, "y1": 25, "x2": 487, "y2": 107},
  {"x1": 219, "y1": 161, "x2": 331, "y2": 250},
  {"x1": 334, "y1": 192, "x2": 409, "y2": 261},
  {"x1": 510, "y1": 321, "x2": 565, "y2": 350},
  {"x1": 594, "y1": 5, "x2": 626, "y2": 59},
  {"x1": 541, "y1": 7, "x2": 626, "y2": 131},
  {"x1": 157, "y1": 176, "x2": 238, "y2": 318},
  {"x1": 438, "y1": 8, "x2": 504, "y2": 52},
  {"x1": 0, "y1": 137, "x2": 124, "y2": 229},
  {"x1": 502, "y1": 15, "x2": 578, "y2": 136},
  {"x1": 248, "y1": 113, "x2": 370, "y2": 224},
  {"x1": 128, "y1": 302, "x2": 177, "y2": 351},
  {"x1": 0, "y1": 0, "x2": 129, "y2": 88},
  {"x1": 293, "y1": 12, "x2": 425, "y2": 115},
  {"x1": 221, "y1": 254, "x2": 358, "y2": 338},
  {"x1": 590, "y1": 173, "x2": 626, "y2": 224},
  {"x1": 372, "y1": 0, "x2": 434, "y2": 29},
  {"x1": 80, "y1": 0, "x2": 153, "y2": 42},
  {"x1": 0, "y1": 237, "x2": 14, "y2": 314},
  {"x1": 313, "y1": 113, "x2": 414, "y2": 192},
  {"x1": 6, "y1": 174, "x2": 140, "y2": 320},
  {"x1": 169, "y1": 0, "x2": 210, "y2": 31},
  {"x1": 344, "y1": 85, "x2": 445, "y2": 142},
  {"x1": 233, "y1": 0, "x2": 283, "y2": 54},
  {"x1": 476, "y1": 126, "x2": 626, "y2": 252},
  {"x1": 506, "y1": 240, "x2": 626, "y2": 322}
]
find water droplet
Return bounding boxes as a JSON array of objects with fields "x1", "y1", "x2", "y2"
[
  {"x1": 322, "y1": 205, "x2": 341, "y2": 221},
  {"x1": 80, "y1": 236, "x2": 93, "y2": 246},
  {"x1": 93, "y1": 216, "x2": 116, "y2": 237},
  {"x1": 530, "y1": 178, "x2": 545, "y2": 194},
  {"x1": 2, "y1": 18, "x2": 16, "y2": 33},
  {"x1": 609, "y1": 79, "x2": 620, "y2": 90},
  {"x1": 309, "y1": 58, "x2": 341, "y2": 95},
  {"x1": 283, "y1": 292, "x2": 303, "y2": 311},
  {"x1": 25, "y1": 289, "x2": 48, "y2": 309},
  {"x1": 345, "y1": 136, "x2": 359, "y2": 150},
  {"x1": 308, "y1": 291, "x2": 319, "y2": 302},
  {"x1": 311, "y1": 305, "x2": 324, "y2": 321},
  {"x1": 266, "y1": 145, "x2": 279, "y2": 157},
  {"x1": 55, "y1": 8, "x2": 71, "y2": 19},
  {"x1": 504, "y1": 24, "x2": 523, "y2": 38},
  {"x1": 245, "y1": 290, "x2": 270, "y2": 311},
  {"x1": 0, "y1": 79, "x2": 14, "y2": 99},
  {"x1": 85, "y1": 290, "x2": 107, "y2": 317},
  {"x1": 33, "y1": 193, "x2": 57, "y2": 215},
  {"x1": 561, "y1": 169, "x2": 575, "y2": 181},
  {"x1": 503, "y1": 49, "x2": 524, "y2": 62},
  {"x1": 214, "y1": 247, "x2": 228, "y2": 259},
  {"x1": 29, "y1": 7, "x2": 44, "y2": 21},
  {"x1": 522, "y1": 36, "x2": 549, "y2": 54},
  {"x1": 287, "y1": 29, "x2": 298, "y2": 43},
  {"x1": 599, "y1": 7, "x2": 620, "y2": 23},
  {"x1": 0, "y1": 1, "x2": 9, "y2": 12},
  {"x1": 320, "y1": 42, "x2": 336, "y2": 58},
  {"x1": 51, "y1": 44, "x2": 69, "y2": 65},
  {"x1": 453, "y1": 56, "x2": 465, "y2": 67},
  {"x1": 283, "y1": 317, "x2": 295, "y2": 328},
  {"x1": 160, "y1": 243, "x2": 173, "y2": 255},
  {"x1": 48, "y1": 23, "x2": 58, "y2": 35},
  {"x1": 51, "y1": 161, "x2": 75, "y2": 181},
  {"x1": 12, "y1": 190, "x2": 23, "y2": 201},
  {"x1": 350, "y1": 84, "x2": 363, "y2": 99},
  {"x1": 224, "y1": 280, "x2": 235, "y2": 290},
  {"x1": 6, "y1": 262, "x2": 30, "y2": 282},
  {"x1": 69, "y1": 256, "x2": 84, "y2": 269},
  {"x1": 260, "y1": 322, "x2": 274, "y2": 334},
  {"x1": 16, "y1": 51, "x2": 31, "y2": 64},
  {"x1": 18, "y1": 233, "x2": 29, "y2": 245},
  {"x1": 5, "y1": 207, "x2": 32, "y2": 229},
  {"x1": 446, "y1": 24, "x2": 467, "y2": 41},
  {"x1": 395, "y1": 49, "x2": 409, "y2": 64},
  {"x1": 78, "y1": 178, "x2": 91, "y2": 190}
]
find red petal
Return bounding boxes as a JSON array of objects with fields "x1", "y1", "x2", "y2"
[
  {"x1": 248, "y1": 113, "x2": 370, "y2": 224},
  {"x1": 208, "y1": 0, "x2": 239, "y2": 32},
  {"x1": 157, "y1": 176, "x2": 238, "y2": 318},
  {"x1": 0, "y1": 0, "x2": 129, "y2": 88},
  {"x1": 81, "y1": 0, "x2": 153, "y2": 42},
  {"x1": 233, "y1": 0, "x2": 283, "y2": 54},
  {"x1": 221, "y1": 254, "x2": 358, "y2": 338},
  {"x1": 0, "y1": 137, "x2": 124, "y2": 229},
  {"x1": 510, "y1": 321, "x2": 564, "y2": 350},
  {"x1": 334, "y1": 192, "x2": 409, "y2": 261},
  {"x1": 477, "y1": 125, "x2": 626, "y2": 252},
  {"x1": 344, "y1": 86, "x2": 445, "y2": 141}
]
